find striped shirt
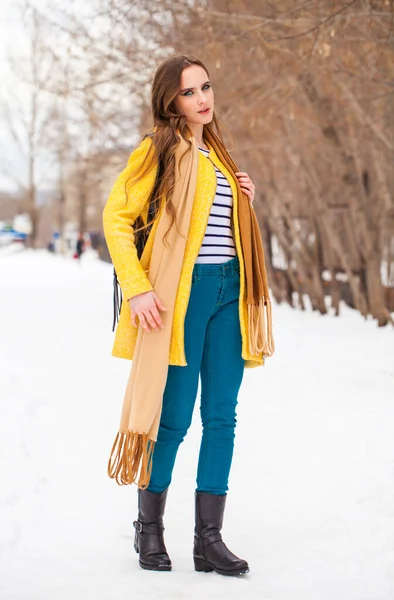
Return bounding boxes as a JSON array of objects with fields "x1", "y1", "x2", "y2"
[{"x1": 195, "y1": 146, "x2": 237, "y2": 264}]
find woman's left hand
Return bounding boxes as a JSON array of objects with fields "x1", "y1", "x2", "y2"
[{"x1": 235, "y1": 172, "x2": 255, "y2": 205}]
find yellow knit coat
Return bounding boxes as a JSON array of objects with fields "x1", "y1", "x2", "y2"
[{"x1": 102, "y1": 135, "x2": 265, "y2": 369}]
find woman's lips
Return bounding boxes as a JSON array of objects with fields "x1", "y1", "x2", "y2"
[{"x1": 198, "y1": 108, "x2": 210, "y2": 114}]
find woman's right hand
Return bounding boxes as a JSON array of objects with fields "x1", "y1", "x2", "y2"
[{"x1": 128, "y1": 291, "x2": 167, "y2": 332}]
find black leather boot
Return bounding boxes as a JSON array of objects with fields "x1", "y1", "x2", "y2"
[
  {"x1": 133, "y1": 488, "x2": 172, "y2": 571},
  {"x1": 193, "y1": 491, "x2": 249, "y2": 576}
]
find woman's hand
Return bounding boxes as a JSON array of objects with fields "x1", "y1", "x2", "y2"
[
  {"x1": 235, "y1": 171, "x2": 255, "y2": 205},
  {"x1": 128, "y1": 290, "x2": 167, "y2": 333}
]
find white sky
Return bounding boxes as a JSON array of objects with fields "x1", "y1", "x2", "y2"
[
  {"x1": 0, "y1": 0, "x2": 150, "y2": 194},
  {"x1": 0, "y1": 0, "x2": 95, "y2": 193},
  {"x1": 0, "y1": 0, "x2": 45, "y2": 191}
]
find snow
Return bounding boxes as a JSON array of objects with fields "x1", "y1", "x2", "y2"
[{"x1": 1, "y1": 248, "x2": 394, "y2": 600}]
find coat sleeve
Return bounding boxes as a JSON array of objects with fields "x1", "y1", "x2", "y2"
[{"x1": 102, "y1": 136, "x2": 159, "y2": 301}]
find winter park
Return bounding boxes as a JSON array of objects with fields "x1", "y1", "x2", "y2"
[{"x1": 1, "y1": 2, "x2": 394, "y2": 600}]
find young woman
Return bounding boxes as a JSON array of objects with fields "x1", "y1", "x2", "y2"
[{"x1": 103, "y1": 54, "x2": 274, "y2": 577}]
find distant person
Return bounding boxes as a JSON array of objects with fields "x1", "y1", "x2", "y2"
[{"x1": 74, "y1": 233, "x2": 85, "y2": 260}]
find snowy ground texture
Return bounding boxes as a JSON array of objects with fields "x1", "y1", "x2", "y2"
[{"x1": 1, "y1": 247, "x2": 394, "y2": 600}]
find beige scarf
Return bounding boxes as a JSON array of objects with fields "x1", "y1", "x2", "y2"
[{"x1": 108, "y1": 130, "x2": 275, "y2": 489}]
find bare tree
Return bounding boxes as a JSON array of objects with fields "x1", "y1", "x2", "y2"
[
  {"x1": 142, "y1": 0, "x2": 394, "y2": 324},
  {"x1": 0, "y1": 2, "x2": 63, "y2": 247},
  {"x1": 5, "y1": 0, "x2": 392, "y2": 324}
]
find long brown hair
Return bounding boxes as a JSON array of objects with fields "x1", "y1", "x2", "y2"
[{"x1": 127, "y1": 53, "x2": 229, "y2": 250}]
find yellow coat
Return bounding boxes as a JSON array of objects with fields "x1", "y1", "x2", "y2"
[{"x1": 103, "y1": 135, "x2": 265, "y2": 369}]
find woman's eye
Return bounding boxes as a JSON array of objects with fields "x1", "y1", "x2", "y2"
[{"x1": 183, "y1": 84, "x2": 211, "y2": 96}]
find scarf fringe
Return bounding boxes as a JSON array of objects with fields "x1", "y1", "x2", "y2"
[
  {"x1": 107, "y1": 431, "x2": 155, "y2": 489},
  {"x1": 248, "y1": 296, "x2": 275, "y2": 358}
]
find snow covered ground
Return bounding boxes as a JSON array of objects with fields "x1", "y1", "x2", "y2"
[{"x1": 1, "y1": 247, "x2": 394, "y2": 600}]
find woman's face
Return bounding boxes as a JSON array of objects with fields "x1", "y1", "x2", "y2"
[{"x1": 174, "y1": 65, "x2": 214, "y2": 125}]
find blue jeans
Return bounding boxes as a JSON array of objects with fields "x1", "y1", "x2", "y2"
[{"x1": 147, "y1": 254, "x2": 245, "y2": 496}]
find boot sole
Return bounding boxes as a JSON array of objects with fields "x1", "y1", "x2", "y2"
[
  {"x1": 139, "y1": 560, "x2": 172, "y2": 572},
  {"x1": 194, "y1": 556, "x2": 249, "y2": 576}
]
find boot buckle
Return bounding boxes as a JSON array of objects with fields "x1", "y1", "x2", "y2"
[{"x1": 133, "y1": 520, "x2": 143, "y2": 533}]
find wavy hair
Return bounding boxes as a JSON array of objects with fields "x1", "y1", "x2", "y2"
[{"x1": 127, "y1": 53, "x2": 230, "y2": 252}]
